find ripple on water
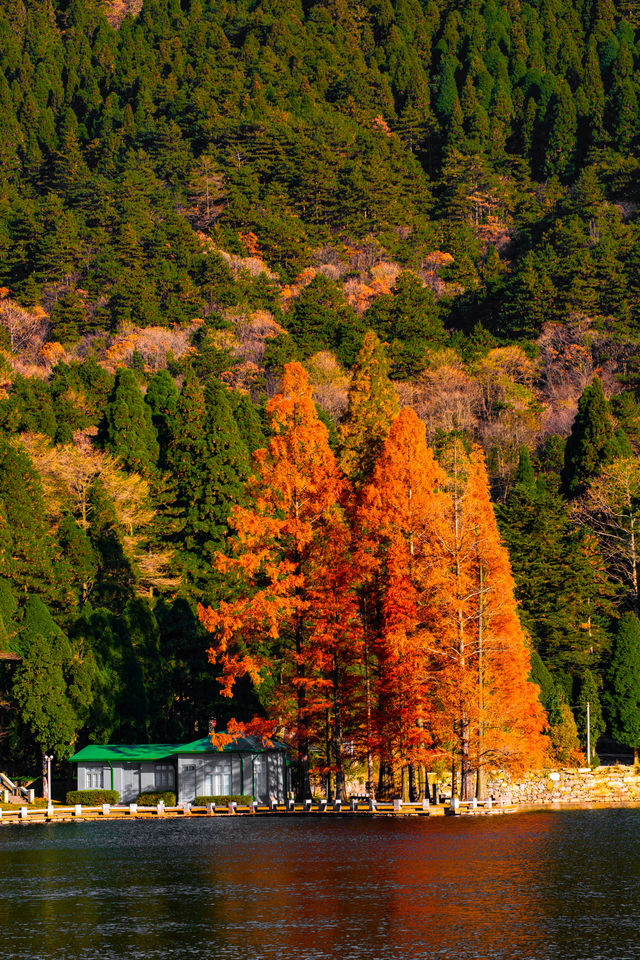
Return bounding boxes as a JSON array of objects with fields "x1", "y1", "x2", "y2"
[{"x1": 2, "y1": 810, "x2": 640, "y2": 960}]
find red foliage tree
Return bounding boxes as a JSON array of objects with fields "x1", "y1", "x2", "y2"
[{"x1": 199, "y1": 363, "x2": 361, "y2": 798}]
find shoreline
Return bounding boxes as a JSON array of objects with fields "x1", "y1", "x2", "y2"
[{"x1": 4, "y1": 797, "x2": 640, "y2": 826}]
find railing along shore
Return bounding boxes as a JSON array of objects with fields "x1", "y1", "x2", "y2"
[{"x1": 0, "y1": 795, "x2": 515, "y2": 824}]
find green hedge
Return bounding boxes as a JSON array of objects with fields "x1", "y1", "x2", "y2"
[
  {"x1": 136, "y1": 791, "x2": 176, "y2": 806},
  {"x1": 66, "y1": 790, "x2": 119, "y2": 805},
  {"x1": 193, "y1": 795, "x2": 253, "y2": 806}
]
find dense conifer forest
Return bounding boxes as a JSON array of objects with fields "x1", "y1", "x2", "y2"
[{"x1": 3, "y1": 0, "x2": 640, "y2": 797}]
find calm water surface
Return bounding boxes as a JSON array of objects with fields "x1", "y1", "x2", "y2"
[{"x1": 0, "y1": 809, "x2": 637, "y2": 959}]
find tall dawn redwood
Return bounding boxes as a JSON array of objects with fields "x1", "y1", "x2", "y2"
[
  {"x1": 358, "y1": 407, "x2": 448, "y2": 798},
  {"x1": 433, "y1": 445, "x2": 547, "y2": 799},
  {"x1": 198, "y1": 363, "x2": 360, "y2": 799}
]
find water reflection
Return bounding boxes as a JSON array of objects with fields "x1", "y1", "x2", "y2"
[{"x1": 1, "y1": 811, "x2": 639, "y2": 959}]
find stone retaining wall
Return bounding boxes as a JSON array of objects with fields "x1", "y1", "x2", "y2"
[{"x1": 486, "y1": 766, "x2": 640, "y2": 805}]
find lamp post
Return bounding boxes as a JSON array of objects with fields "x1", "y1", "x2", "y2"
[{"x1": 43, "y1": 755, "x2": 53, "y2": 801}]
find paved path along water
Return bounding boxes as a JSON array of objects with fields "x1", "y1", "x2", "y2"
[{"x1": 1, "y1": 809, "x2": 637, "y2": 959}]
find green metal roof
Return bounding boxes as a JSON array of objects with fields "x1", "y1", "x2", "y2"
[
  {"x1": 69, "y1": 736, "x2": 287, "y2": 763},
  {"x1": 69, "y1": 744, "x2": 182, "y2": 763},
  {"x1": 174, "y1": 736, "x2": 287, "y2": 754}
]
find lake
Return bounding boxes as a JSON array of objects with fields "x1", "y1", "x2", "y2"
[{"x1": 0, "y1": 809, "x2": 637, "y2": 959}]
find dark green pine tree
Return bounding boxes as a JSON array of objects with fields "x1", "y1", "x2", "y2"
[
  {"x1": 0, "y1": 578, "x2": 18, "y2": 656},
  {"x1": 98, "y1": 368, "x2": 159, "y2": 474},
  {"x1": 11, "y1": 596, "x2": 97, "y2": 766},
  {"x1": 165, "y1": 370, "x2": 250, "y2": 594},
  {"x1": 579, "y1": 38, "x2": 605, "y2": 141},
  {"x1": 0, "y1": 440, "x2": 61, "y2": 607},
  {"x1": 606, "y1": 612, "x2": 640, "y2": 763},
  {"x1": 499, "y1": 452, "x2": 614, "y2": 673},
  {"x1": 544, "y1": 81, "x2": 578, "y2": 180},
  {"x1": 69, "y1": 606, "x2": 125, "y2": 744},
  {"x1": 529, "y1": 649, "x2": 555, "y2": 710},
  {"x1": 87, "y1": 478, "x2": 136, "y2": 615},
  {"x1": 561, "y1": 376, "x2": 619, "y2": 497},
  {"x1": 145, "y1": 369, "x2": 179, "y2": 467},
  {"x1": 226, "y1": 390, "x2": 265, "y2": 457},
  {"x1": 436, "y1": 56, "x2": 460, "y2": 120},
  {"x1": 119, "y1": 597, "x2": 172, "y2": 741}
]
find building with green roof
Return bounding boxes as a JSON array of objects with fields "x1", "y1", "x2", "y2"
[{"x1": 69, "y1": 736, "x2": 288, "y2": 804}]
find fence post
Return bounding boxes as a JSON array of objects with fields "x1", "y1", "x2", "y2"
[
  {"x1": 393, "y1": 798, "x2": 402, "y2": 813},
  {"x1": 20, "y1": 806, "x2": 28, "y2": 820},
  {"x1": 74, "y1": 804, "x2": 82, "y2": 817},
  {"x1": 102, "y1": 803, "x2": 110, "y2": 816}
]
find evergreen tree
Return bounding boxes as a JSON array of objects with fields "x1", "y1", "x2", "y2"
[
  {"x1": 606, "y1": 612, "x2": 640, "y2": 763},
  {"x1": 0, "y1": 440, "x2": 60, "y2": 606},
  {"x1": 98, "y1": 368, "x2": 159, "y2": 474},
  {"x1": 165, "y1": 370, "x2": 250, "y2": 592},
  {"x1": 11, "y1": 597, "x2": 97, "y2": 766},
  {"x1": 499, "y1": 471, "x2": 614, "y2": 672},
  {"x1": 145, "y1": 369, "x2": 178, "y2": 466},
  {"x1": 562, "y1": 376, "x2": 619, "y2": 497}
]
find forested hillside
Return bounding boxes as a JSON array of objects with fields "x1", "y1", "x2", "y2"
[{"x1": 3, "y1": 0, "x2": 640, "y2": 794}]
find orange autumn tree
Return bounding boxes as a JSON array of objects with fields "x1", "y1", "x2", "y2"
[
  {"x1": 358, "y1": 407, "x2": 448, "y2": 800},
  {"x1": 432, "y1": 442, "x2": 547, "y2": 799},
  {"x1": 198, "y1": 362, "x2": 361, "y2": 799}
]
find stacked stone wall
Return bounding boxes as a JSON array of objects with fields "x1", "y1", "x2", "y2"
[{"x1": 486, "y1": 766, "x2": 640, "y2": 805}]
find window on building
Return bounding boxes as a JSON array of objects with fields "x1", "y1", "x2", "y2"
[
  {"x1": 204, "y1": 758, "x2": 231, "y2": 796},
  {"x1": 86, "y1": 767, "x2": 103, "y2": 789},
  {"x1": 155, "y1": 764, "x2": 175, "y2": 788}
]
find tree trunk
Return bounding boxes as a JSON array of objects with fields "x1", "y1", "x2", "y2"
[
  {"x1": 295, "y1": 612, "x2": 312, "y2": 800},
  {"x1": 363, "y1": 622, "x2": 375, "y2": 801},
  {"x1": 476, "y1": 765, "x2": 485, "y2": 801},
  {"x1": 408, "y1": 763, "x2": 418, "y2": 802},
  {"x1": 378, "y1": 759, "x2": 393, "y2": 800},
  {"x1": 332, "y1": 661, "x2": 344, "y2": 802},
  {"x1": 325, "y1": 710, "x2": 333, "y2": 802},
  {"x1": 460, "y1": 713, "x2": 474, "y2": 800},
  {"x1": 476, "y1": 561, "x2": 486, "y2": 801},
  {"x1": 41, "y1": 752, "x2": 48, "y2": 801}
]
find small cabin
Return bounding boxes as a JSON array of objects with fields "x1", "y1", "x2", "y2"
[{"x1": 69, "y1": 735, "x2": 288, "y2": 804}]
